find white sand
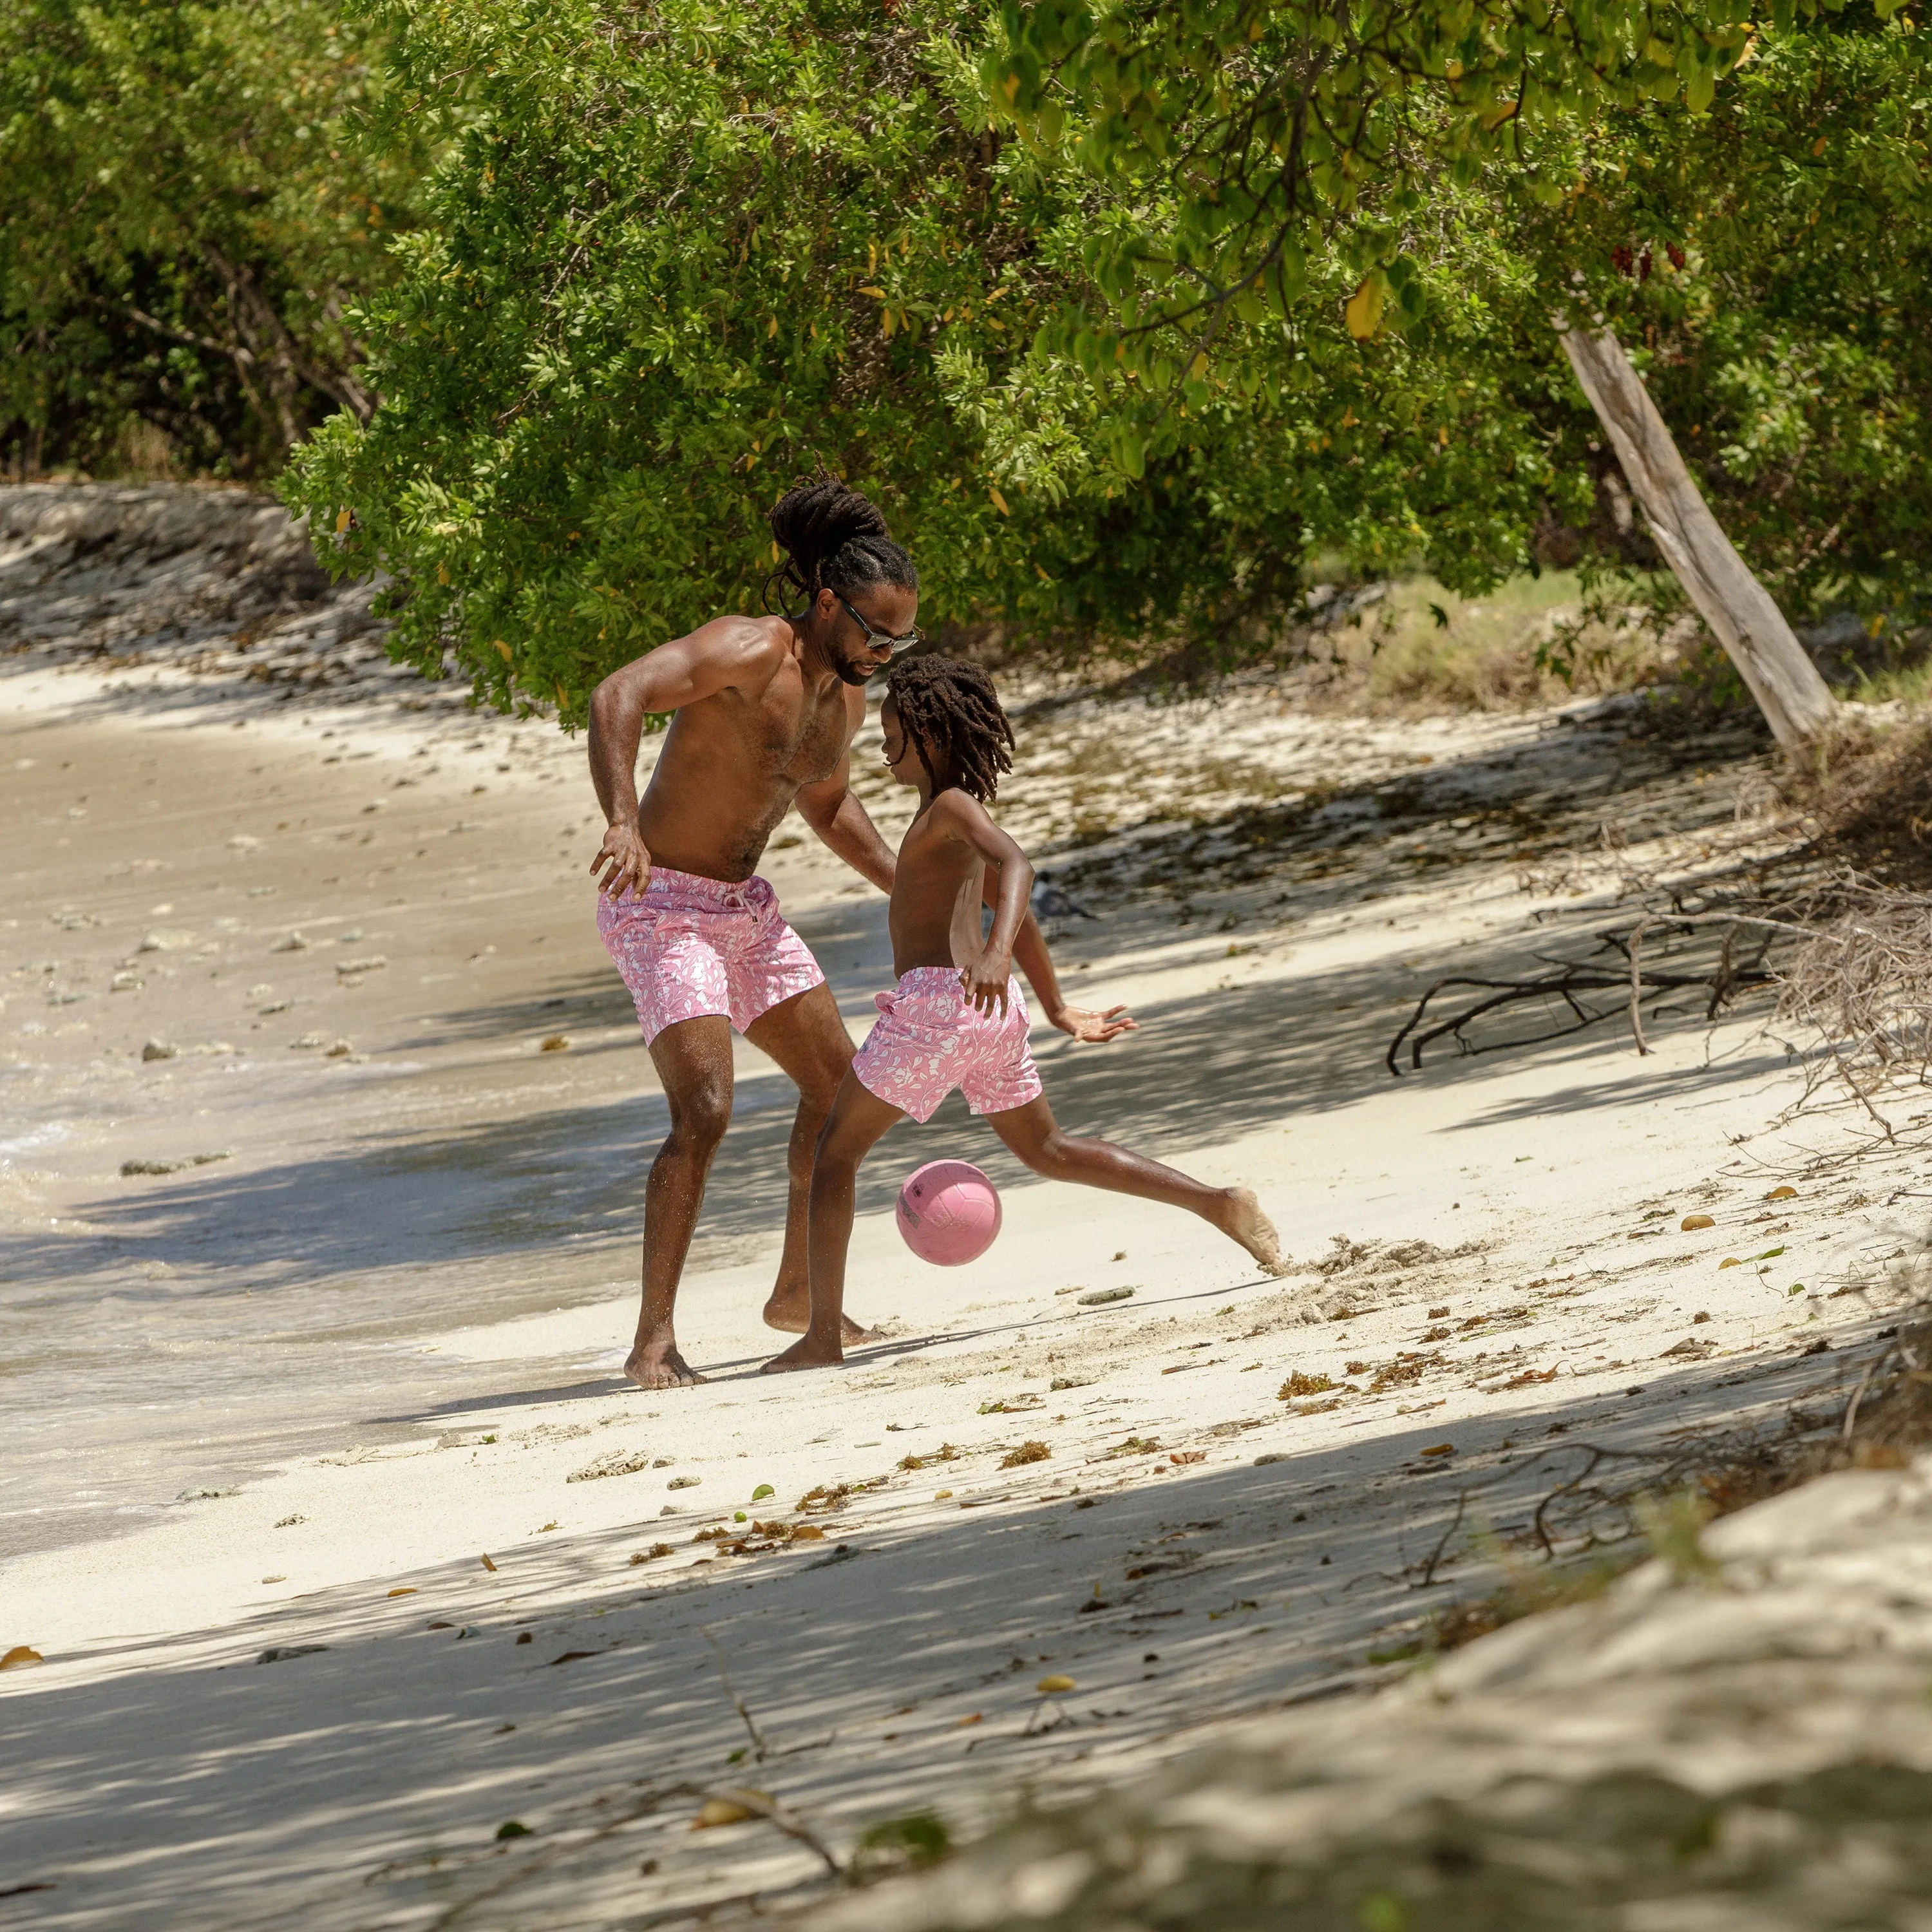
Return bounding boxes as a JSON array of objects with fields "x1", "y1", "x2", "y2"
[{"x1": 2, "y1": 651, "x2": 1921, "y2": 1929}]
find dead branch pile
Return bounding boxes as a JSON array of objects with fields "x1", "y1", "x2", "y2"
[
  {"x1": 1776, "y1": 882, "x2": 1932, "y2": 1122},
  {"x1": 1789, "y1": 710, "x2": 1932, "y2": 889}
]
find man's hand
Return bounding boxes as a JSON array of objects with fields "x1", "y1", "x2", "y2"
[
  {"x1": 590, "y1": 820, "x2": 652, "y2": 898},
  {"x1": 1047, "y1": 1003, "x2": 1138, "y2": 1045},
  {"x1": 959, "y1": 947, "x2": 1014, "y2": 1018}
]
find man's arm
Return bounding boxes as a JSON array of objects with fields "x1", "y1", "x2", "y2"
[
  {"x1": 794, "y1": 684, "x2": 896, "y2": 893},
  {"x1": 795, "y1": 743, "x2": 897, "y2": 895},
  {"x1": 991, "y1": 878, "x2": 1139, "y2": 1046},
  {"x1": 585, "y1": 618, "x2": 773, "y2": 896}
]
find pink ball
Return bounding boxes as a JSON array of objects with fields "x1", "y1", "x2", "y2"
[{"x1": 896, "y1": 1159, "x2": 1002, "y2": 1267}]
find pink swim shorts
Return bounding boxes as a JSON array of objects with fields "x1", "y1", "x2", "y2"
[
  {"x1": 597, "y1": 867, "x2": 824, "y2": 1047},
  {"x1": 851, "y1": 966, "x2": 1043, "y2": 1124}
]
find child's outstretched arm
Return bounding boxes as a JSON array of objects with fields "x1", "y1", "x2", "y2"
[{"x1": 935, "y1": 793, "x2": 1033, "y2": 1016}]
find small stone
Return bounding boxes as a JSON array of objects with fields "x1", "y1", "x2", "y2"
[
  {"x1": 141, "y1": 1038, "x2": 178, "y2": 1062},
  {"x1": 270, "y1": 933, "x2": 309, "y2": 953},
  {"x1": 667, "y1": 1475, "x2": 701, "y2": 1490}
]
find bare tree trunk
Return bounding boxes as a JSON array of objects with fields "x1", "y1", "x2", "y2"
[{"x1": 1557, "y1": 320, "x2": 1836, "y2": 750}]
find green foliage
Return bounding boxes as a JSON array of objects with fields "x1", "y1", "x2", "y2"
[
  {"x1": 1544, "y1": 11, "x2": 1932, "y2": 646},
  {"x1": 285, "y1": 0, "x2": 1600, "y2": 715},
  {"x1": 0, "y1": 0, "x2": 431, "y2": 478},
  {"x1": 981, "y1": 0, "x2": 1774, "y2": 435},
  {"x1": 285, "y1": 0, "x2": 1112, "y2": 718}
]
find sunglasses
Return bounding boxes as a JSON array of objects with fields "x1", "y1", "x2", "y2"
[{"x1": 837, "y1": 591, "x2": 922, "y2": 657}]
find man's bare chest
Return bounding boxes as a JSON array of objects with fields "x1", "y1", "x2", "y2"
[{"x1": 741, "y1": 687, "x2": 850, "y2": 786}]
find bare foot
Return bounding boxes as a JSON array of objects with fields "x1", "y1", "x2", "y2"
[
  {"x1": 761, "y1": 1335, "x2": 847, "y2": 1375},
  {"x1": 761, "y1": 1289, "x2": 883, "y2": 1346},
  {"x1": 625, "y1": 1338, "x2": 706, "y2": 1389},
  {"x1": 1218, "y1": 1188, "x2": 1291, "y2": 1277}
]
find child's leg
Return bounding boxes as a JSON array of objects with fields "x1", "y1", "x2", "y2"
[
  {"x1": 762, "y1": 1068, "x2": 907, "y2": 1372},
  {"x1": 985, "y1": 1095, "x2": 1288, "y2": 1275}
]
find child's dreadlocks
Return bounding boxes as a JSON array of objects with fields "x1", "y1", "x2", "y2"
[{"x1": 886, "y1": 656, "x2": 1014, "y2": 804}]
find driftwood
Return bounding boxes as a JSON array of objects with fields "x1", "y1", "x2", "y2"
[
  {"x1": 1557, "y1": 321, "x2": 1836, "y2": 749},
  {"x1": 1385, "y1": 922, "x2": 1778, "y2": 1074}
]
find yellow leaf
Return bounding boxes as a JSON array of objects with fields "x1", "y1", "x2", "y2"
[
  {"x1": 789, "y1": 1523, "x2": 826, "y2": 1542},
  {"x1": 1, "y1": 1645, "x2": 44, "y2": 1671},
  {"x1": 1345, "y1": 274, "x2": 1385, "y2": 341},
  {"x1": 858, "y1": 284, "x2": 886, "y2": 298},
  {"x1": 882, "y1": 307, "x2": 896, "y2": 339},
  {"x1": 934, "y1": 1488, "x2": 952, "y2": 1500},
  {"x1": 1681, "y1": 1213, "x2": 1714, "y2": 1231},
  {"x1": 387, "y1": 1587, "x2": 417, "y2": 1598},
  {"x1": 540, "y1": 1034, "x2": 569, "y2": 1052},
  {"x1": 1340, "y1": 407, "x2": 1358, "y2": 428},
  {"x1": 693, "y1": 1789, "x2": 770, "y2": 1829},
  {"x1": 1445, "y1": 57, "x2": 1464, "y2": 79},
  {"x1": 1811, "y1": 135, "x2": 1828, "y2": 156},
  {"x1": 1036, "y1": 1674, "x2": 1075, "y2": 1694},
  {"x1": 1419, "y1": 1443, "x2": 1455, "y2": 1458},
  {"x1": 480, "y1": 1553, "x2": 497, "y2": 1572},
  {"x1": 1481, "y1": 100, "x2": 1519, "y2": 130},
  {"x1": 495, "y1": 639, "x2": 513, "y2": 663},
  {"x1": 1765, "y1": 1186, "x2": 1797, "y2": 1201},
  {"x1": 437, "y1": 563, "x2": 450, "y2": 586},
  {"x1": 1718, "y1": 1256, "x2": 1743, "y2": 1269},
  {"x1": 1437, "y1": 424, "x2": 1450, "y2": 448},
  {"x1": 334, "y1": 507, "x2": 352, "y2": 534},
  {"x1": 767, "y1": 314, "x2": 778, "y2": 337},
  {"x1": 988, "y1": 487, "x2": 1010, "y2": 516}
]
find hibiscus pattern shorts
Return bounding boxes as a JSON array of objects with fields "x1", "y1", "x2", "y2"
[
  {"x1": 851, "y1": 966, "x2": 1043, "y2": 1123},
  {"x1": 597, "y1": 867, "x2": 824, "y2": 1046}
]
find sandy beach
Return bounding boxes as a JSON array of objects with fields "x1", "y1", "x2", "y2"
[{"x1": 3, "y1": 598, "x2": 1922, "y2": 1928}]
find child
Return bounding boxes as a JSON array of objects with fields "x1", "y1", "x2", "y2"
[{"x1": 762, "y1": 657, "x2": 1287, "y2": 1373}]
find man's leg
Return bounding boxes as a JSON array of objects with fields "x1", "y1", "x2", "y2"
[
  {"x1": 629, "y1": 1015, "x2": 736, "y2": 1389},
  {"x1": 985, "y1": 1095, "x2": 1287, "y2": 1274},
  {"x1": 743, "y1": 981, "x2": 884, "y2": 1343},
  {"x1": 763, "y1": 1069, "x2": 905, "y2": 1373}
]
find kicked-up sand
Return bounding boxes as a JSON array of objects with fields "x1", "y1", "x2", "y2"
[{"x1": 1, "y1": 621, "x2": 1923, "y2": 1929}]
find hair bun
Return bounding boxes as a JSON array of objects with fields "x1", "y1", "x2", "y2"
[{"x1": 764, "y1": 474, "x2": 918, "y2": 609}]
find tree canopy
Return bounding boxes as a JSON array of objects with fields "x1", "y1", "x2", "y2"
[{"x1": 0, "y1": 0, "x2": 430, "y2": 478}]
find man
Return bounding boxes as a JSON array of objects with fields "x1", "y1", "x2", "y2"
[{"x1": 587, "y1": 478, "x2": 1131, "y2": 1388}]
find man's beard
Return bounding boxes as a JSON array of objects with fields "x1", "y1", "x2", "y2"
[{"x1": 832, "y1": 645, "x2": 876, "y2": 687}]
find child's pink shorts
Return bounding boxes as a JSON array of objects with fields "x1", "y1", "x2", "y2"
[
  {"x1": 851, "y1": 966, "x2": 1043, "y2": 1123},
  {"x1": 597, "y1": 867, "x2": 824, "y2": 1046}
]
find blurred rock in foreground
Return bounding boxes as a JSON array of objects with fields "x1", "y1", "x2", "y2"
[{"x1": 815, "y1": 1462, "x2": 1932, "y2": 1932}]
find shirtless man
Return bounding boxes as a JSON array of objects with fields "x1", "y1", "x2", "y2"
[{"x1": 587, "y1": 480, "x2": 1131, "y2": 1388}]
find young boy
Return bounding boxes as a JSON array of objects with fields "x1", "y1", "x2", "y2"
[{"x1": 762, "y1": 657, "x2": 1287, "y2": 1374}]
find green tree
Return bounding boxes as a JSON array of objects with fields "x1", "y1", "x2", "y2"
[
  {"x1": 0, "y1": 0, "x2": 431, "y2": 478},
  {"x1": 287, "y1": 0, "x2": 1618, "y2": 715}
]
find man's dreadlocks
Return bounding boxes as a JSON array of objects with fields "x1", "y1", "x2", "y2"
[
  {"x1": 886, "y1": 655, "x2": 1014, "y2": 804},
  {"x1": 765, "y1": 474, "x2": 918, "y2": 611}
]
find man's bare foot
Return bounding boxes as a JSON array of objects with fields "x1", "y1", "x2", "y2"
[
  {"x1": 761, "y1": 1289, "x2": 883, "y2": 1347},
  {"x1": 1218, "y1": 1188, "x2": 1291, "y2": 1277},
  {"x1": 761, "y1": 1335, "x2": 847, "y2": 1375},
  {"x1": 625, "y1": 1338, "x2": 706, "y2": 1389}
]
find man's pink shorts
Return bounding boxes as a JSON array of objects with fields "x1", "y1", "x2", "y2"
[
  {"x1": 597, "y1": 868, "x2": 824, "y2": 1047},
  {"x1": 851, "y1": 967, "x2": 1043, "y2": 1124}
]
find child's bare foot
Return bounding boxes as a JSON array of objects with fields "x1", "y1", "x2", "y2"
[
  {"x1": 625, "y1": 1334, "x2": 706, "y2": 1388},
  {"x1": 1217, "y1": 1188, "x2": 1290, "y2": 1276},
  {"x1": 761, "y1": 1287, "x2": 882, "y2": 1346},
  {"x1": 761, "y1": 1335, "x2": 847, "y2": 1375}
]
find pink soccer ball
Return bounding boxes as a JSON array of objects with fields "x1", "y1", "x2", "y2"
[{"x1": 896, "y1": 1159, "x2": 1002, "y2": 1267}]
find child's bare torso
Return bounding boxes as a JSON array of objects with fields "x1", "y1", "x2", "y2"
[{"x1": 888, "y1": 800, "x2": 990, "y2": 977}]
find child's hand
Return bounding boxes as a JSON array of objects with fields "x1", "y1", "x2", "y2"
[
  {"x1": 959, "y1": 948, "x2": 1013, "y2": 1017},
  {"x1": 1049, "y1": 1003, "x2": 1139, "y2": 1045}
]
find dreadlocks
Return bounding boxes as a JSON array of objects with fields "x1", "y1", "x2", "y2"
[
  {"x1": 886, "y1": 655, "x2": 1014, "y2": 804},
  {"x1": 766, "y1": 475, "x2": 918, "y2": 611}
]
